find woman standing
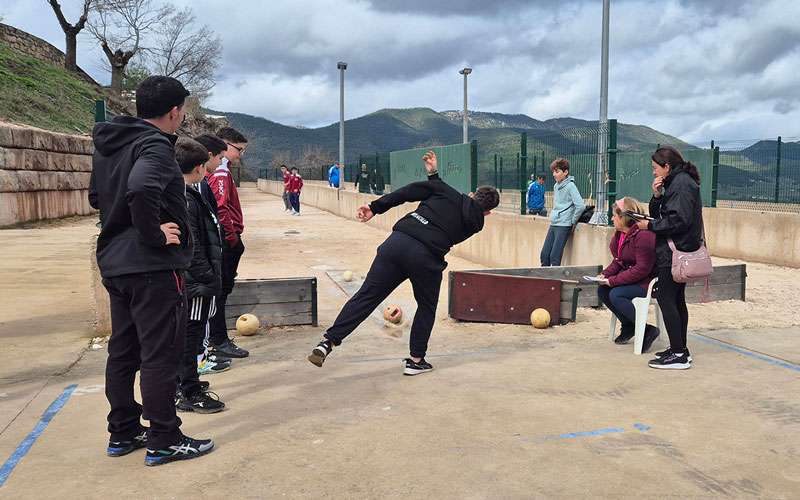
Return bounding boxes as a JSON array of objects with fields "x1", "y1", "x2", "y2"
[
  {"x1": 597, "y1": 197, "x2": 658, "y2": 351},
  {"x1": 636, "y1": 146, "x2": 703, "y2": 370}
]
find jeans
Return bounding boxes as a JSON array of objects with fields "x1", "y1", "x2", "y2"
[
  {"x1": 103, "y1": 270, "x2": 186, "y2": 449},
  {"x1": 325, "y1": 232, "x2": 446, "y2": 358},
  {"x1": 289, "y1": 193, "x2": 300, "y2": 213},
  {"x1": 540, "y1": 225, "x2": 572, "y2": 266},
  {"x1": 597, "y1": 284, "x2": 647, "y2": 326},
  {"x1": 282, "y1": 191, "x2": 291, "y2": 210}
]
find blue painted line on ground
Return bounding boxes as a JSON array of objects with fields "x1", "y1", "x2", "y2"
[
  {"x1": 530, "y1": 423, "x2": 651, "y2": 442},
  {"x1": 691, "y1": 334, "x2": 800, "y2": 373},
  {"x1": 0, "y1": 384, "x2": 77, "y2": 488}
]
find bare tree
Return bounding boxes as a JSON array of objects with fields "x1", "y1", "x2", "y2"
[
  {"x1": 143, "y1": 6, "x2": 221, "y2": 98},
  {"x1": 270, "y1": 150, "x2": 293, "y2": 169},
  {"x1": 47, "y1": 0, "x2": 93, "y2": 72},
  {"x1": 88, "y1": 0, "x2": 168, "y2": 93}
]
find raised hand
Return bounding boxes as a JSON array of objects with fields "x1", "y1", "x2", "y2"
[
  {"x1": 652, "y1": 176, "x2": 664, "y2": 197},
  {"x1": 422, "y1": 150, "x2": 437, "y2": 173},
  {"x1": 356, "y1": 205, "x2": 374, "y2": 222},
  {"x1": 160, "y1": 222, "x2": 181, "y2": 245}
]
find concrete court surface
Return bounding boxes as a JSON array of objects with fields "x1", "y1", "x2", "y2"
[{"x1": 1, "y1": 187, "x2": 799, "y2": 499}]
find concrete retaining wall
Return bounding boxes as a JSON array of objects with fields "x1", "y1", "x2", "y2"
[
  {"x1": 259, "y1": 179, "x2": 800, "y2": 268},
  {"x1": 0, "y1": 122, "x2": 96, "y2": 226}
]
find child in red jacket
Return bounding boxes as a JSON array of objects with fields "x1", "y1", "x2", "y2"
[{"x1": 288, "y1": 166, "x2": 303, "y2": 215}]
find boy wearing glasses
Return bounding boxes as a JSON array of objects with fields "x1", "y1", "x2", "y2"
[{"x1": 206, "y1": 127, "x2": 250, "y2": 360}]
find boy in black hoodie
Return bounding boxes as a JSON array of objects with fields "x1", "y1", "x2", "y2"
[
  {"x1": 90, "y1": 76, "x2": 213, "y2": 466},
  {"x1": 308, "y1": 151, "x2": 500, "y2": 375},
  {"x1": 174, "y1": 138, "x2": 226, "y2": 414}
]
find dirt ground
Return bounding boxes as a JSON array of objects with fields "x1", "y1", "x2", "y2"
[{"x1": 0, "y1": 186, "x2": 799, "y2": 499}]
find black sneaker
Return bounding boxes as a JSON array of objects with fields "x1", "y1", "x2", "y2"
[
  {"x1": 144, "y1": 435, "x2": 214, "y2": 466},
  {"x1": 207, "y1": 352, "x2": 231, "y2": 364},
  {"x1": 176, "y1": 391, "x2": 225, "y2": 414},
  {"x1": 613, "y1": 324, "x2": 635, "y2": 345},
  {"x1": 211, "y1": 339, "x2": 249, "y2": 358},
  {"x1": 107, "y1": 427, "x2": 148, "y2": 457},
  {"x1": 648, "y1": 351, "x2": 691, "y2": 370},
  {"x1": 655, "y1": 348, "x2": 692, "y2": 363},
  {"x1": 308, "y1": 339, "x2": 333, "y2": 367},
  {"x1": 199, "y1": 381, "x2": 210, "y2": 391},
  {"x1": 641, "y1": 325, "x2": 660, "y2": 353},
  {"x1": 197, "y1": 358, "x2": 231, "y2": 375},
  {"x1": 403, "y1": 358, "x2": 434, "y2": 376}
]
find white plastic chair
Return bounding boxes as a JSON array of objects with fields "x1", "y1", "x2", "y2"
[{"x1": 608, "y1": 277, "x2": 667, "y2": 355}]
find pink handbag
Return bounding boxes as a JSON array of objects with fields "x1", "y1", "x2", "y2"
[{"x1": 668, "y1": 238, "x2": 712, "y2": 283}]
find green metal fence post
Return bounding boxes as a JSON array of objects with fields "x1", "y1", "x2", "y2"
[
  {"x1": 606, "y1": 119, "x2": 618, "y2": 225},
  {"x1": 711, "y1": 141, "x2": 719, "y2": 207},
  {"x1": 516, "y1": 152, "x2": 523, "y2": 214},
  {"x1": 520, "y1": 132, "x2": 528, "y2": 215},
  {"x1": 774, "y1": 136, "x2": 782, "y2": 203},
  {"x1": 470, "y1": 140, "x2": 478, "y2": 193},
  {"x1": 94, "y1": 100, "x2": 107, "y2": 123},
  {"x1": 493, "y1": 154, "x2": 498, "y2": 187},
  {"x1": 499, "y1": 157, "x2": 504, "y2": 193}
]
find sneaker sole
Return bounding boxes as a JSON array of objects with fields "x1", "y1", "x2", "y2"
[
  {"x1": 307, "y1": 351, "x2": 325, "y2": 367},
  {"x1": 210, "y1": 351, "x2": 248, "y2": 359},
  {"x1": 403, "y1": 367, "x2": 434, "y2": 376},
  {"x1": 648, "y1": 362, "x2": 691, "y2": 370},
  {"x1": 144, "y1": 444, "x2": 215, "y2": 467},
  {"x1": 655, "y1": 353, "x2": 693, "y2": 362},
  {"x1": 107, "y1": 444, "x2": 145, "y2": 457},
  {"x1": 176, "y1": 404, "x2": 226, "y2": 414},
  {"x1": 198, "y1": 365, "x2": 231, "y2": 375}
]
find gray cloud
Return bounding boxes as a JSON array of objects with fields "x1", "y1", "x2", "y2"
[{"x1": 3, "y1": 0, "x2": 799, "y2": 142}]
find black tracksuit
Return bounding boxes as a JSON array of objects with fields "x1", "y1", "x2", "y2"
[
  {"x1": 324, "y1": 173, "x2": 486, "y2": 358},
  {"x1": 90, "y1": 116, "x2": 192, "y2": 449},
  {"x1": 648, "y1": 165, "x2": 703, "y2": 352},
  {"x1": 180, "y1": 185, "x2": 223, "y2": 397}
]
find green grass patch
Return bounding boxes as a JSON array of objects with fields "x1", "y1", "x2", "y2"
[{"x1": 0, "y1": 42, "x2": 102, "y2": 134}]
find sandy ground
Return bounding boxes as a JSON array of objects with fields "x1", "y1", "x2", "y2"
[{"x1": 0, "y1": 186, "x2": 799, "y2": 498}]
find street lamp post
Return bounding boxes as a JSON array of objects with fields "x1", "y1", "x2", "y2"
[
  {"x1": 459, "y1": 67, "x2": 472, "y2": 144},
  {"x1": 591, "y1": 0, "x2": 610, "y2": 225},
  {"x1": 337, "y1": 61, "x2": 347, "y2": 190}
]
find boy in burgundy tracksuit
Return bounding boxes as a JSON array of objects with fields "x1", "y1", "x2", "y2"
[
  {"x1": 288, "y1": 166, "x2": 303, "y2": 215},
  {"x1": 280, "y1": 165, "x2": 292, "y2": 212},
  {"x1": 205, "y1": 127, "x2": 250, "y2": 359}
]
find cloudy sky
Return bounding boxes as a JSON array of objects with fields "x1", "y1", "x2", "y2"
[{"x1": 4, "y1": 0, "x2": 800, "y2": 143}]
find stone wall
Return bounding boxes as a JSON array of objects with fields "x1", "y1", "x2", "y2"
[
  {"x1": 0, "y1": 22, "x2": 100, "y2": 86},
  {"x1": 0, "y1": 122, "x2": 96, "y2": 226}
]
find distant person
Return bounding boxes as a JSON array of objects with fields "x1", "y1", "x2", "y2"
[
  {"x1": 280, "y1": 165, "x2": 292, "y2": 211},
  {"x1": 355, "y1": 163, "x2": 372, "y2": 194},
  {"x1": 540, "y1": 158, "x2": 585, "y2": 266},
  {"x1": 637, "y1": 146, "x2": 703, "y2": 370},
  {"x1": 328, "y1": 162, "x2": 340, "y2": 188},
  {"x1": 207, "y1": 127, "x2": 250, "y2": 360},
  {"x1": 307, "y1": 151, "x2": 500, "y2": 375},
  {"x1": 89, "y1": 75, "x2": 213, "y2": 465},
  {"x1": 174, "y1": 138, "x2": 226, "y2": 413},
  {"x1": 371, "y1": 168, "x2": 386, "y2": 195},
  {"x1": 288, "y1": 166, "x2": 304, "y2": 215},
  {"x1": 526, "y1": 173, "x2": 536, "y2": 190},
  {"x1": 527, "y1": 174, "x2": 547, "y2": 216},
  {"x1": 597, "y1": 197, "x2": 659, "y2": 352}
]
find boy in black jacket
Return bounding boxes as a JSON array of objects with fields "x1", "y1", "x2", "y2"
[
  {"x1": 174, "y1": 138, "x2": 226, "y2": 413},
  {"x1": 90, "y1": 76, "x2": 213, "y2": 466},
  {"x1": 308, "y1": 151, "x2": 500, "y2": 375}
]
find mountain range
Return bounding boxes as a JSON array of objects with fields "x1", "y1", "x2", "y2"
[{"x1": 210, "y1": 107, "x2": 696, "y2": 175}]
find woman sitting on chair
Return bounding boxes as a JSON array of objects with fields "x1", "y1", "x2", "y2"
[{"x1": 597, "y1": 197, "x2": 659, "y2": 352}]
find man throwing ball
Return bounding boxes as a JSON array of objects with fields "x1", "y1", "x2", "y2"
[{"x1": 308, "y1": 151, "x2": 500, "y2": 375}]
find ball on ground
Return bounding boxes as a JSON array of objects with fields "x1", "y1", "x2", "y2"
[
  {"x1": 342, "y1": 270, "x2": 354, "y2": 282},
  {"x1": 236, "y1": 313, "x2": 260, "y2": 336},
  {"x1": 531, "y1": 308, "x2": 550, "y2": 329},
  {"x1": 383, "y1": 305, "x2": 403, "y2": 324}
]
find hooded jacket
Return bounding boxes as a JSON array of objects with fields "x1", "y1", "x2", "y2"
[
  {"x1": 185, "y1": 184, "x2": 223, "y2": 298},
  {"x1": 550, "y1": 175, "x2": 585, "y2": 226},
  {"x1": 208, "y1": 158, "x2": 244, "y2": 246},
  {"x1": 89, "y1": 116, "x2": 192, "y2": 278},
  {"x1": 648, "y1": 165, "x2": 704, "y2": 268},
  {"x1": 368, "y1": 174, "x2": 485, "y2": 259}
]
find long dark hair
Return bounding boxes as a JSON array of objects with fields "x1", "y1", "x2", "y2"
[{"x1": 651, "y1": 145, "x2": 700, "y2": 184}]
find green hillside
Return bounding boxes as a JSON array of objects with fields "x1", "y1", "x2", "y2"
[
  {"x1": 213, "y1": 107, "x2": 694, "y2": 178},
  {"x1": 0, "y1": 41, "x2": 103, "y2": 134}
]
